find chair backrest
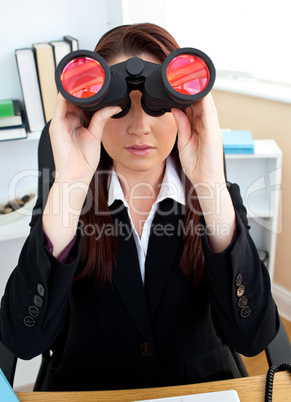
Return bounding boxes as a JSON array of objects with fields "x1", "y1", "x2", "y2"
[
  {"x1": 0, "y1": 340, "x2": 17, "y2": 387},
  {"x1": 265, "y1": 317, "x2": 291, "y2": 368}
]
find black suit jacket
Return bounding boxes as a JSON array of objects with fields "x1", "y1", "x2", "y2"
[{"x1": 0, "y1": 123, "x2": 279, "y2": 391}]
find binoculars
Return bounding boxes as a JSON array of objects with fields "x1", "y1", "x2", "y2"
[{"x1": 55, "y1": 47, "x2": 216, "y2": 118}]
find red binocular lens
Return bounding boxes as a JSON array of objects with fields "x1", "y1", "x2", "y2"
[
  {"x1": 166, "y1": 54, "x2": 210, "y2": 96},
  {"x1": 60, "y1": 57, "x2": 106, "y2": 98},
  {"x1": 55, "y1": 47, "x2": 215, "y2": 117}
]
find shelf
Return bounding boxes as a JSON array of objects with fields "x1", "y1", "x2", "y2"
[
  {"x1": 245, "y1": 194, "x2": 275, "y2": 218},
  {"x1": 0, "y1": 131, "x2": 41, "y2": 144},
  {"x1": 0, "y1": 214, "x2": 31, "y2": 241},
  {"x1": 26, "y1": 131, "x2": 41, "y2": 141}
]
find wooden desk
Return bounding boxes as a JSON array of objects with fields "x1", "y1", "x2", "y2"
[{"x1": 16, "y1": 372, "x2": 291, "y2": 402}]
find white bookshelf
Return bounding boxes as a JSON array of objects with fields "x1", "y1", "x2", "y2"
[
  {"x1": 0, "y1": 133, "x2": 40, "y2": 237},
  {"x1": 0, "y1": 214, "x2": 32, "y2": 242},
  {"x1": 225, "y1": 139, "x2": 282, "y2": 282}
]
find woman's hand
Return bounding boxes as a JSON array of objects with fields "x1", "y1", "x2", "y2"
[
  {"x1": 49, "y1": 94, "x2": 121, "y2": 185},
  {"x1": 172, "y1": 94, "x2": 236, "y2": 253},
  {"x1": 42, "y1": 94, "x2": 121, "y2": 257},
  {"x1": 171, "y1": 93, "x2": 225, "y2": 188}
]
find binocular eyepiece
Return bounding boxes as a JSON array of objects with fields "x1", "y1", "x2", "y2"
[{"x1": 55, "y1": 47, "x2": 216, "y2": 118}]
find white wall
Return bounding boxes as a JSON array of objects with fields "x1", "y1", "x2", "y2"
[
  {"x1": 123, "y1": 0, "x2": 291, "y2": 84},
  {"x1": 122, "y1": 0, "x2": 211, "y2": 50},
  {"x1": 0, "y1": 0, "x2": 123, "y2": 390},
  {"x1": 122, "y1": 0, "x2": 168, "y2": 30}
]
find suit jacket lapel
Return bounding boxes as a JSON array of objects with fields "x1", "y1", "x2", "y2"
[
  {"x1": 110, "y1": 201, "x2": 154, "y2": 345},
  {"x1": 144, "y1": 198, "x2": 185, "y2": 319}
]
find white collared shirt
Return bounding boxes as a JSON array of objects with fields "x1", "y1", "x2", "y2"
[{"x1": 107, "y1": 156, "x2": 186, "y2": 284}]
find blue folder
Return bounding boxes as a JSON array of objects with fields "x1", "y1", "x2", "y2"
[
  {"x1": 222, "y1": 130, "x2": 254, "y2": 154},
  {"x1": 0, "y1": 368, "x2": 19, "y2": 401}
]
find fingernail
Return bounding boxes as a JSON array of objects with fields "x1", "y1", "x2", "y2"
[{"x1": 113, "y1": 107, "x2": 122, "y2": 115}]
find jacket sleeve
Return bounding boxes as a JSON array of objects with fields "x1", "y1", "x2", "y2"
[
  {"x1": 0, "y1": 122, "x2": 83, "y2": 359},
  {"x1": 201, "y1": 182, "x2": 279, "y2": 357}
]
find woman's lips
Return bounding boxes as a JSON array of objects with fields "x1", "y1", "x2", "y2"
[{"x1": 125, "y1": 145, "x2": 154, "y2": 156}]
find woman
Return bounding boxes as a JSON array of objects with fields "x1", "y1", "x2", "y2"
[{"x1": 0, "y1": 23, "x2": 278, "y2": 391}]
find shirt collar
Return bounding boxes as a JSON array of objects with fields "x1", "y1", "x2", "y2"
[{"x1": 107, "y1": 156, "x2": 186, "y2": 207}]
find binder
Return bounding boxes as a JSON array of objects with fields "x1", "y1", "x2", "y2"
[
  {"x1": 222, "y1": 130, "x2": 254, "y2": 154},
  {"x1": 0, "y1": 368, "x2": 19, "y2": 401}
]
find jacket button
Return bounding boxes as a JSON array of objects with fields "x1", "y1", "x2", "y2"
[
  {"x1": 240, "y1": 306, "x2": 251, "y2": 318},
  {"x1": 23, "y1": 316, "x2": 35, "y2": 327},
  {"x1": 33, "y1": 295, "x2": 43, "y2": 308},
  {"x1": 140, "y1": 342, "x2": 153, "y2": 357},
  {"x1": 28, "y1": 305, "x2": 40, "y2": 317},
  {"x1": 235, "y1": 274, "x2": 243, "y2": 287},
  {"x1": 37, "y1": 283, "x2": 45, "y2": 297},
  {"x1": 238, "y1": 296, "x2": 248, "y2": 308},
  {"x1": 236, "y1": 285, "x2": 245, "y2": 297}
]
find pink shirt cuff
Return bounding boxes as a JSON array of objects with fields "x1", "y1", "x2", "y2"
[{"x1": 43, "y1": 230, "x2": 77, "y2": 264}]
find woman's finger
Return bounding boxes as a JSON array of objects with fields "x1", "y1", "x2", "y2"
[
  {"x1": 88, "y1": 106, "x2": 122, "y2": 142},
  {"x1": 171, "y1": 108, "x2": 190, "y2": 135},
  {"x1": 52, "y1": 93, "x2": 79, "y2": 120}
]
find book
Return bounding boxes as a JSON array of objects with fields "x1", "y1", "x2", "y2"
[
  {"x1": 0, "y1": 102, "x2": 27, "y2": 140},
  {"x1": 0, "y1": 120, "x2": 27, "y2": 141},
  {"x1": 0, "y1": 100, "x2": 22, "y2": 128},
  {"x1": 32, "y1": 42, "x2": 58, "y2": 123},
  {"x1": 50, "y1": 40, "x2": 71, "y2": 67},
  {"x1": 15, "y1": 48, "x2": 45, "y2": 132},
  {"x1": 0, "y1": 368, "x2": 19, "y2": 401},
  {"x1": 63, "y1": 35, "x2": 79, "y2": 51},
  {"x1": 222, "y1": 129, "x2": 255, "y2": 154},
  {"x1": 0, "y1": 99, "x2": 14, "y2": 118}
]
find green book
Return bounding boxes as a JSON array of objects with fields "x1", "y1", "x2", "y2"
[
  {"x1": 0, "y1": 100, "x2": 23, "y2": 128},
  {"x1": 0, "y1": 99, "x2": 15, "y2": 118}
]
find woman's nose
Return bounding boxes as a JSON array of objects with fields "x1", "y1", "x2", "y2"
[{"x1": 127, "y1": 91, "x2": 151, "y2": 136}]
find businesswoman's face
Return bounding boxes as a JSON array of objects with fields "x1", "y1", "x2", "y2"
[{"x1": 101, "y1": 54, "x2": 178, "y2": 176}]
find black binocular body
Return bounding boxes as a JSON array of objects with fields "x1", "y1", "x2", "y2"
[{"x1": 55, "y1": 47, "x2": 216, "y2": 118}]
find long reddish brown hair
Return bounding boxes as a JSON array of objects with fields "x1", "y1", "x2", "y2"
[{"x1": 75, "y1": 23, "x2": 204, "y2": 289}]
